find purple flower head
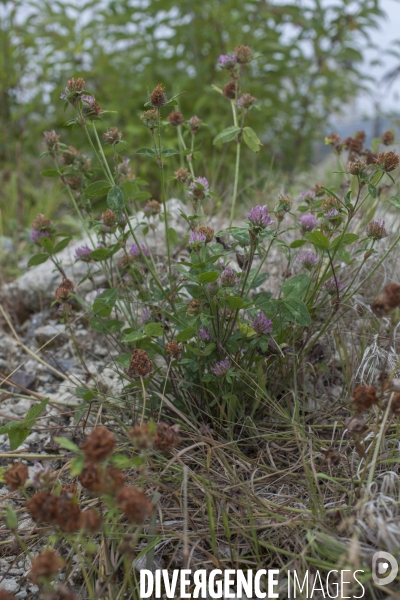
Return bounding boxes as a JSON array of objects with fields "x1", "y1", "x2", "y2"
[
  {"x1": 247, "y1": 205, "x2": 274, "y2": 229},
  {"x1": 32, "y1": 461, "x2": 53, "y2": 489},
  {"x1": 30, "y1": 229, "x2": 51, "y2": 245},
  {"x1": 251, "y1": 312, "x2": 273, "y2": 335},
  {"x1": 299, "y1": 213, "x2": 318, "y2": 233},
  {"x1": 74, "y1": 244, "x2": 92, "y2": 261},
  {"x1": 188, "y1": 177, "x2": 209, "y2": 200},
  {"x1": 187, "y1": 231, "x2": 207, "y2": 249},
  {"x1": 212, "y1": 359, "x2": 230, "y2": 377},
  {"x1": 300, "y1": 190, "x2": 316, "y2": 203},
  {"x1": 298, "y1": 251, "x2": 319, "y2": 270},
  {"x1": 129, "y1": 243, "x2": 150, "y2": 259},
  {"x1": 141, "y1": 309, "x2": 152, "y2": 324},
  {"x1": 219, "y1": 266, "x2": 240, "y2": 288},
  {"x1": 198, "y1": 326, "x2": 212, "y2": 342},
  {"x1": 218, "y1": 54, "x2": 237, "y2": 70},
  {"x1": 322, "y1": 276, "x2": 344, "y2": 294},
  {"x1": 325, "y1": 209, "x2": 341, "y2": 224},
  {"x1": 366, "y1": 219, "x2": 388, "y2": 241},
  {"x1": 118, "y1": 156, "x2": 132, "y2": 176}
]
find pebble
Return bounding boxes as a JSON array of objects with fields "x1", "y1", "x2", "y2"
[
  {"x1": 0, "y1": 579, "x2": 20, "y2": 593},
  {"x1": 16, "y1": 592, "x2": 28, "y2": 599}
]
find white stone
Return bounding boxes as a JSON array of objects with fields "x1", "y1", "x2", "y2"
[{"x1": 0, "y1": 579, "x2": 20, "y2": 593}]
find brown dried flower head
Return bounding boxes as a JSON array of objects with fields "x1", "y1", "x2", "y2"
[
  {"x1": 223, "y1": 80, "x2": 237, "y2": 99},
  {"x1": 186, "y1": 298, "x2": 203, "y2": 316},
  {"x1": 61, "y1": 146, "x2": 80, "y2": 165},
  {"x1": 355, "y1": 130, "x2": 366, "y2": 142},
  {"x1": 81, "y1": 426, "x2": 115, "y2": 462},
  {"x1": 80, "y1": 508, "x2": 103, "y2": 533},
  {"x1": 195, "y1": 225, "x2": 214, "y2": 243},
  {"x1": 374, "y1": 151, "x2": 400, "y2": 172},
  {"x1": 55, "y1": 278, "x2": 74, "y2": 301},
  {"x1": 366, "y1": 219, "x2": 388, "y2": 241},
  {"x1": 43, "y1": 131, "x2": 60, "y2": 152},
  {"x1": 61, "y1": 483, "x2": 78, "y2": 499},
  {"x1": 150, "y1": 84, "x2": 167, "y2": 107},
  {"x1": 344, "y1": 136, "x2": 363, "y2": 154},
  {"x1": 26, "y1": 491, "x2": 60, "y2": 524},
  {"x1": 238, "y1": 93, "x2": 257, "y2": 109},
  {"x1": 312, "y1": 183, "x2": 325, "y2": 197},
  {"x1": 166, "y1": 340, "x2": 183, "y2": 359},
  {"x1": 144, "y1": 199, "x2": 161, "y2": 216},
  {"x1": 32, "y1": 214, "x2": 52, "y2": 231},
  {"x1": 67, "y1": 77, "x2": 85, "y2": 92},
  {"x1": 187, "y1": 115, "x2": 202, "y2": 134},
  {"x1": 276, "y1": 194, "x2": 293, "y2": 213},
  {"x1": 78, "y1": 463, "x2": 124, "y2": 495},
  {"x1": 325, "y1": 132, "x2": 341, "y2": 147},
  {"x1": 101, "y1": 208, "x2": 117, "y2": 228},
  {"x1": 141, "y1": 109, "x2": 158, "y2": 129},
  {"x1": 154, "y1": 422, "x2": 181, "y2": 452},
  {"x1": 54, "y1": 496, "x2": 82, "y2": 533},
  {"x1": 321, "y1": 196, "x2": 341, "y2": 212},
  {"x1": 127, "y1": 349, "x2": 154, "y2": 379},
  {"x1": 371, "y1": 282, "x2": 400, "y2": 317},
  {"x1": 117, "y1": 486, "x2": 153, "y2": 523},
  {"x1": 348, "y1": 159, "x2": 366, "y2": 176},
  {"x1": 175, "y1": 167, "x2": 190, "y2": 183},
  {"x1": 4, "y1": 462, "x2": 29, "y2": 491},
  {"x1": 167, "y1": 110, "x2": 184, "y2": 126},
  {"x1": 29, "y1": 549, "x2": 64, "y2": 584},
  {"x1": 103, "y1": 127, "x2": 122, "y2": 145},
  {"x1": 365, "y1": 150, "x2": 377, "y2": 165},
  {"x1": 128, "y1": 424, "x2": 155, "y2": 450},
  {"x1": 381, "y1": 130, "x2": 395, "y2": 146},
  {"x1": 62, "y1": 174, "x2": 82, "y2": 190},
  {"x1": 352, "y1": 385, "x2": 378, "y2": 411},
  {"x1": 235, "y1": 45, "x2": 252, "y2": 64}
]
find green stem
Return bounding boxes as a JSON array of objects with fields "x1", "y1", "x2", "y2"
[{"x1": 92, "y1": 121, "x2": 115, "y2": 184}]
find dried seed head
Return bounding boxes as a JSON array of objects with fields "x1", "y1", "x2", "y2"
[
  {"x1": 166, "y1": 340, "x2": 183, "y2": 359},
  {"x1": 78, "y1": 463, "x2": 125, "y2": 495},
  {"x1": 371, "y1": 282, "x2": 400, "y2": 316},
  {"x1": 186, "y1": 298, "x2": 203, "y2": 316},
  {"x1": 366, "y1": 219, "x2": 388, "y2": 241},
  {"x1": 81, "y1": 95, "x2": 103, "y2": 118},
  {"x1": 103, "y1": 126, "x2": 122, "y2": 145},
  {"x1": 117, "y1": 486, "x2": 153, "y2": 523},
  {"x1": 144, "y1": 199, "x2": 161, "y2": 216},
  {"x1": 195, "y1": 225, "x2": 214, "y2": 243},
  {"x1": 344, "y1": 137, "x2": 363, "y2": 154},
  {"x1": 374, "y1": 151, "x2": 400, "y2": 172},
  {"x1": 62, "y1": 175, "x2": 82, "y2": 190},
  {"x1": 61, "y1": 483, "x2": 78, "y2": 499},
  {"x1": 167, "y1": 110, "x2": 184, "y2": 126},
  {"x1": 187, "y1": 115, "x2": 202, "y2": 134},
  {"x1": 174, "y1": 167, "x2": 190, "y2": 183},
  {"x1": 32, "y1": 214, "x2": 52, "y2": 231},
  {"x1": 80, "y1": 508, "x2": 103, "y2": 533},
  {"x1": 381, "y1": 130, "x2": 395, "y2": 146},
  {"x1": 237, "y1": 93, "x2": 257, "y2": 109},
  {"x1": 223, "y1": 80, "x2": 237, "y2": 99},
  {"x1": 128, "y1": 349, "x2": 154, "y2": 379},
  {"x1": 365, "y1": 150, "x2": 377, "y2": 165},
  {"x1": 234, "y1": 45, "x2": 252, "y2": 64},
  {"x1": 43, "y1": 131, "x2": 60, "y2": 152},
  {"x1": 154, "y1": 422, "x2": 181, "y2": 451},
  {"x1": 55, "y1": 278, "x2": 74, "y2": 301},
  {"x1": 352, "y1": 385, "x2": 378, "y2": 411},
  {"x1": 29, "y1": 549, "x2": 64, "y2": 584},
  {"x1": 355, "y1": 130, "x2": 366, "y2": 142},
  {"x1": 61, "y1": 146, "x2": 80, "y2": 165},
  {"x1": 128, "y1": 424, "x2": 155, "y2": 450},
  {"x1": 276, "y1": 194, "x2": 293, "y2": 213},
  {"x1": 55, "y1": 496, "x2": 82, "y2": 533},
  {"x1": 81, "y1": 426, "x2": 115, "y2": 462},
  {"x1": 101, "y1": 209, "x2": 117, "y2": 227},
  {"x1": 321, "y1": 196, "x2": 341, "y2": 212},
  {"x1": 4, "y1": 462, "x2": 29, "y2": 491},
  {"x1": 141, "y1": 109, "x2": 158, "y2": 129},
  {"x1": 348, "y1": 159, "x2": 366, "y2": 176},
  {"x1": 325, "y1": 132, "x2": 341, "y2": 147},
  {"x1": 26, "y1": 491, "x2": 60, "y2": 524},
  {"x1": 67, "y1": 77, "x2": 85, "y2": 92},
  {"x1": 150, "y1": 84, "x2": 167, "y2": 107}
]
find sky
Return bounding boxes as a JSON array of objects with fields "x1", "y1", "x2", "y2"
[{"x1": 351, "y1": 0, "x2": 400, "y2": 117}]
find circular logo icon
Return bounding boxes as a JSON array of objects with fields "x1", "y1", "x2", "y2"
[{"x1": 372, "y1": 551, "x2": 398, "y2": 586}]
